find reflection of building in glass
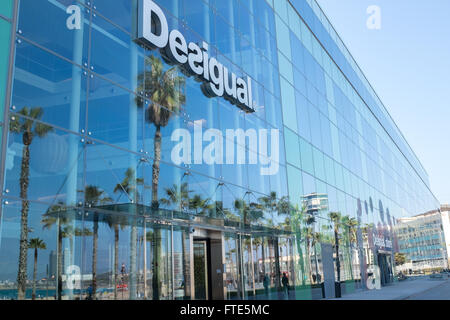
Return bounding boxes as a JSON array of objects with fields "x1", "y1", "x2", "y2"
[
  {"x1": 0, "y1": 0, "x2": 441, "y2": 300},
  {"x1": 48, "y1": 251, "x2": 57, "y2": 279},
  {"x1": 395, "y1": 209, "x2": 449, "y2": 273},
  {"x1": 301, "y1": 193, "x2": 328, "y2": 215},
  {"x1": 441, "y1": 205, "x2": 450, "y2": 266}
]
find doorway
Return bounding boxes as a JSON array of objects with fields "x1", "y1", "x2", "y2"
[
  {"x1": 193, "y1": 239, "x2": 211, "y2": 300},
  {"x1": 191, "y1": 229, "x2": 225, "y2": 300},
  {"x1": 378, "y1": 253, "x2": 393, "y2": 286}
]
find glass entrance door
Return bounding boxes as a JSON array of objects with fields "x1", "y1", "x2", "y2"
[{"x1": 193, "y1": 240, "x2": 209, "y2": 300}]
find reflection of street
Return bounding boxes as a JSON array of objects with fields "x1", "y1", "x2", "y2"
[
  {"x1": 332, "y1": 276, "x2": 450, "y2": 300},
  {"x1": 405, "y1": 279, "x2": 450, "y2": 300}
]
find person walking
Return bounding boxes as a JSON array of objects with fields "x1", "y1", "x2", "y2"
[
  {"x1": 281, "y1": 273, "x2": 289, "y2": 300},
  {"x1": 263, "y1": 274, "x2": 270, "y2": 299}
]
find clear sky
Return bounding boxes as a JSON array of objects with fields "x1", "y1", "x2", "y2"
[{"x1": 315, "y1": 0, "x2": 450, "y2": 205}]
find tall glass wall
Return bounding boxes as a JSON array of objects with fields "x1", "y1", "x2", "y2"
[{"x1": 0, "y1": 0, "x2": 440, "y2": 300}]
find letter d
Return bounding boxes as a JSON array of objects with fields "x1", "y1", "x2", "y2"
[{"x1": 138, "y1": 0, "x2": 169, "y2": 48}]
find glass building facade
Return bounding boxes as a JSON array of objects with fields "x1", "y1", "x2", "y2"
[
  {"x1": 395, "y1": 209, "x2": 449, "y2": 274},
  {"x1": 0, "y1": 0, "x2": 440, "y2": 300}
]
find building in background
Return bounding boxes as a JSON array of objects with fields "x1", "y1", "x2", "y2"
[
  {"x1": 0, "y1": 0, "x2": 441, "y2": 300},
  {"x1": 438, "y1": 204, "x2": 450, "y2": 266},
  {"x1": 395, "y1": 208, "x2": 449, "y2": 274}
]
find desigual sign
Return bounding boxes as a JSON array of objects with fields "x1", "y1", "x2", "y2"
[
  {"x1": 137, "y1": 0, "x2": 257, "y2": 113},
  {"x1": 373, "y1": 234, "x2": 392, "y2": 249}
]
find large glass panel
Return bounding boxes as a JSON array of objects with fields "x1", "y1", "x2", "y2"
[
  {"x1": 89, "y1": 12, "x2": 147, "y2": 94},
  {"x1": 0, "y1": 0, "x2": 13, "y2": 19},
  {"x1": 0, "y1": 200, "x2": 83, "y2": 300},
  {"x1": 86, "y1": 74, "x2": 144, "y2": 150},
  {"x1": 12, "y1": 40, "x2": 87, "y2": 132},
  {"x1": 284, "y1": 127, "x2": 301, "y2": 169},
  {"x1": 5, "y1": 118, "x2": 84, "y2": 206},
  {"x1": 240, "y1": 234, "x2": 255, "y2": 299},
  {"x1": 0, "y1": 18, "x2": 11, "y2": 122},
  {"x1": 93, "y1": 0, "x2": 135, "y2": 34},
  {"x1": 84, "y1": 141, "x2": 143, "y2": 206},
  {"x1": 18, "y1": 0, "x2": 89, "y2": 65},
  {"x1": 279, "y1": 78, "x2": 297, "y2": 132},
  {"x1": 274, "y1": 15, "x2": 291, "y2": 61},
  {"x1": 299, "y1": 137, "x2": 314, "y2": 176},
  {"x1": 173, "y1": 226, "x2": 190, "y2": 300},
  {"x1": 224, "y1": 232, "x2": 240, "y2": 300}
]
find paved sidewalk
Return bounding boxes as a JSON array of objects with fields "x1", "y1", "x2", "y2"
[{"x1": 331, "y1": 276, "x2": 450, "y2": 300}]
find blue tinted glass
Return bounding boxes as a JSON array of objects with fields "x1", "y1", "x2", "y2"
[
  {"x1": 287, "y1": 164, "x2": 303, "y2": 207},
  {"x1": 274, "y1": 15, "x2": 291, "y2": 60},
  {"x1": 93, "y1": 0, "x2": 135, "y2": 33},
  {"x1": 295, "y1": 91, "x2": 311, "y2": 142},
  {"x1": 18, "y1": 0, "x2": 89, "y2": 65},
  {"x1": 12, "y1": 41, "x2": 86, "y2": 132},
  {"x1": 90, "y1": 13, "x2": 147, "y2": 93},
  {"x1": 293, "y1": 68, "x2": 307, "y2": 96},
  {"x1": 284, "y1": 127, "x2": 301, "y2": 169},
  {"x1": 299, "y1": 137, "x2": 314, "y2": 175},
  {"x1": 290, "y1": 31, "x2": 305, "y2": 73},
  {"x1": 279, "y1": 77, "x2": 297, "y2": 132},
  {"x1": 308, "y1": 104, "x2": 322, "y2": 150}
]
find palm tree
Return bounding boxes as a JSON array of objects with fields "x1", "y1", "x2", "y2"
[
  {"x1": 341, "y1": 216, "x2": 358, "y2": 281},
  {"x1": 258, "y1": 192, "x2": 284, "y2": 279},
  {"x1": 329, "y1": 211, "x2": 342, "y2": 296},
  {"x1": 113, "y1": 168, "x2": 143, "y2": 203},
  {"x1": 189, "y1": 194, "x2": 209, "y2": 215},
  {"x1": 160, "y1": 183, "x2": 191, "y2": 212},
  {"x1": 303, "y1": 215, "x2": 317, "y2": 284},
  {"x1": 207, "y1": 200, "x2": 234, "y2": 220},
  {"x1": 137, "y1": 55, "x2": 186, "y2": 300},
  {"x1": 10, "y1": 107, "x2": 53, "y2": 299},
  {"x1": 41, "y1": 202, "x2": 91, "y2": 300},
  {"x1": 160, "y1": 183, "x2": 193, "y2": 299},
  {"x1": 28, "y1": 238, "x2": 46, "y2": 300},
  {"x1": 290, "y1": 204, "x2": 307, "y2": 286},
  {"x1": 84, "y1": 185, "x2": 112, "y2": 299},
  {"x1": 233, "y1": 199, "x2": 264, "y2": 226}
]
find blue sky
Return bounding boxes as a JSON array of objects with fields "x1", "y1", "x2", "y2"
[{"x1": 315, "y1": 0, "x2": 450, "y2": 204}]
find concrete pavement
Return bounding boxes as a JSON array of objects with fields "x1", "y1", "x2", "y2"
[
  {"x1": 330, "y1": 275, "x2": 450, "y2": 300},
  {"x1": 405, "y1": 279, "x2": 450, "y2": 300}
]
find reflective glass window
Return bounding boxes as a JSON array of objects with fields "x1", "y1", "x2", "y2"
[
  {"x1": 11, "y1": 41, "x2": 86, "y2": 132},
  {"x1": 284, "y1": 127, "x2": 301, "y2": 169},
  {"x1": 18, "y1": 0, "x2": 89, "y2": 65},
  {"x1": 280, "y1": 77, "x2": 297, "y2": 132}
]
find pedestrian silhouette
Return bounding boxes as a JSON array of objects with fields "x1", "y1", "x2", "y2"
[
  {"x1": 263, "y1": 274, "x2": 270, "y2": 299},
  {"x1": 282, "y1": 273, "x2": 289, "y2": 299}
]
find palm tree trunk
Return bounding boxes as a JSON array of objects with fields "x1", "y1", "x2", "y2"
[
  {"x1": 32, "y1": 248, "x2": 38, "y2": 300},
  {"x1": 261, "y1": 238, "x2": 266, "y2": 276},
  {"x1": 273, "y1": 238, "x2": 281, "y2": 296},
  {"x1": 181, "y1": 230, "x2": 189, "y2": 299},
  {"x1": 114, "y1": 224, "x2": 119, "y2": 300},
  {"x1": 152, "y1": 125, "x2": 162, "y2": 300},
  {"x1": 306, "y1": 237, "x2": 312, "y2": 283},
  {"x1": 92, "y1": 215, "x2": 98, "y2": 299},
  {"x1": 294, "y1": 228, "x2": 306, "y2": 286},
  {"x1": 17, "y1": 144, "x2": 31, "y2": 300},
  {"x1": 152, "y1": 125, "x2": 161, "y2": 208},
  {"x1": 335, "y1": 229, "x2": 341, "y2": 282},
  {"x1": 313, "y1": 240, "x2": 320, "y2": 283}
]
